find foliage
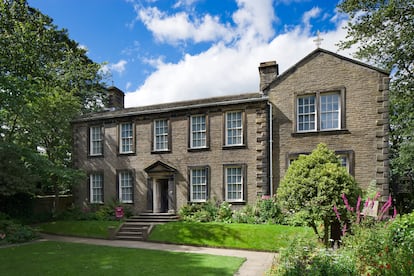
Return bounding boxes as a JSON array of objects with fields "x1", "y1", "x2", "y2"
[
  {"x1": 0, "y1": 0, "x2": 106, "y2": 198},
  {"x1": 0, "y1": 241, "x2": 244, "y2": 276},
  {"x1": 179, "y1": 197, "x2": 284, "y2": 224},
  {"x1": 57, "y1": 200, "x2": 132, "y2": 221},
  {"x1": 273, "y1": 238, "x2": 356, "y2": 276},
  {"x1": 277, "y1": 143, "x2": 360, "y2": 247},
  {"x1": 0, "y1": 219, "x2": 38, "y2": 244},
  {"x1": 273, "y1": 211, "x2": 414, "y2": 275},
  {"x1": 340, "y1": 213, "x2": 414, "y2": 276},
  {"x1": 149, "y1": 222, "x2": 314, "y2": 252},
  {"x1": 338, "y1": 0, "x2": 414, "y2": 208},
  {"x1": 178, "y1": 201, "x2": 218, "y2": 222}
]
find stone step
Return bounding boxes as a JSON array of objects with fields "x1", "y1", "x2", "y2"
[{"x1": 116, "y1": 235, "x2": 145, "y2": 241}]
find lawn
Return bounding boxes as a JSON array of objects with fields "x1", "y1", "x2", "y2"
[
  {"x1": 149, "y1": 222, "x2": 314, "y2": 252},
  {"x1": 37, "y1": 220, "x2": 123, "y2": 239},
  {"x1": 38, "y1": 221, "x2": 314, "y2": 252},
  {"x1": 0, "y1": 241, "x2": 245, "y2": 276}
]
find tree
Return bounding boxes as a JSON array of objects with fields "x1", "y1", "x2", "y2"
[
  {"x1": 337, "y1": 0, "x2": 414, "y2": 210},
  {"x1": 0, "y1": 0, "x2": 106, "y2": 203},
  {"x1": 277, "y1": 144, "x2": 360, "y2": 247}
]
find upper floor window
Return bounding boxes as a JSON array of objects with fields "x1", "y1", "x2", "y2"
[
  {"x1": 224, "y1": 165, "x2": 246, "y2": 202},
  {"x1": 287, "y1": 150, "x2": 354, "y2": 175},
  {"x1": 225, "y1": 111, "x2": 244, "y2": 146},
  {"x1": 89, "y1": 126, "x2": 103, "y2": 156},
  {"x1": 89, "y1": 173, "x2": 103, "y2": 204},
  {"x1": 297, "y1": 91, "x2": 343, "y2": 133},
  {"x1": 119, "y1": 122, "x2": 134, "y2": 154},
  {"x1": 154, "y1": 119, "x2": 170, "y2": 152},
  {"x1": 189, "y1": 167, "x2": 209, "y2": 202},
  {"x1": 190, "y1": 115, "x2": 207, "y2": 149},
  {"x1": 118, "y1": 170, "x2": 134, "y2": 203}
]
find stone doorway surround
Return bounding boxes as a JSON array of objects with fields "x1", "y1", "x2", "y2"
[{"x1": 144, "y1": 161, "x2": 177, "y2": 214}]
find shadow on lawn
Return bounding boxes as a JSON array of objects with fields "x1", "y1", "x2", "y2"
[{"x1": 0, "y1": 241, "x2": 243, "y2": 276}]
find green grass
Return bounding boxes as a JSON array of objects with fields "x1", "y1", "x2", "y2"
[
  {"x1": 149, "y1": 222, "x2": 314, "y2": 252},
  {"x1": 38, "y1": 220, "x2": 314, "y2": 251},
  {"x1": 38, "y1": 220, "x2": 123, "y2": 239},
  {"x1": 0, "y1": 241, "x2": 244, "y2": 276}
]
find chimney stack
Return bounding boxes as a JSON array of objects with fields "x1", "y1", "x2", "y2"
[
  {"x1": 107, "y1": 86, "x2": 125, "y2": 109},
  {"x1": 258, "y1": 61, "x2": 278, "y2": 92}
]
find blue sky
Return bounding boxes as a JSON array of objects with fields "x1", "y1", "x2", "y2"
[{"x1": 28, "y1": 0, "x2": 354, "y2": 107}]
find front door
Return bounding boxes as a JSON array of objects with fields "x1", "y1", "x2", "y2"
[
  {"x1": 153, "y1": 178, "x2": 171, "y2": 213},
  {"x1": 159, "y1": 179, "x2": 169, "y2": 213}
]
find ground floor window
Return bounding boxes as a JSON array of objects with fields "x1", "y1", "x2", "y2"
[
  {"x1": 118, "y1": 171, "x2": 134, "y2": 203},
  {"x1": 90, "y1": 173, "x2": 103, "y2": 204},
  {"x1": 190, "y1": 167, "x2": 208, "y2": 202},
  {"x1": 224, "y1": 165, "x2": 245, "y2": 202}
]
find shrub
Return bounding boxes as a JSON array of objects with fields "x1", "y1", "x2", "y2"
[
  {"x1": 178, "y1": 201, "x2": 218, "y2": 222},
  {"x1": 232, "y1": 205, "x2": 256, "y2": 224},
  {"x1": 255, "y1": 196, "x2": 283, "y2": 224},
  {"x1": 274, "y1": 237, "x2": 356, "y2": 275},
  {"x1": 0, "y1": 220, "x2": 38, "y2": 244},
  {"x1": 56, "y1": 200, "x2": 132, "y2": 221},
  {"x1": 277, "y1": 144, "x2": 360, "y2": 247},
  {"x1": 216, "y1": 201, "x2": 233, "y2": 223}
]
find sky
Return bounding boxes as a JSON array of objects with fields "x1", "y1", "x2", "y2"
[{"x1": 28, "y1": 0, "x2": 356, "y2": 108}]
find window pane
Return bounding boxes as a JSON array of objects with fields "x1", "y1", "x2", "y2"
[
  {"x1": 154, "y1": 119, "x2": 169, "y2": 151},
  {"x1": 297, "y1": 95, "x2": 316, "y2": 131},
  {"x1": 90, "y1": 127, "x2": 103, "y2": 155},
  {"x1": 119, "y1": 171, "x2": 133, "y2": 203},
  {"x1": 190, "y1": 168, "x2": 207, "y2": 202},
  {"x1": 320, "y1": 93, "x2": 340, "y2": 130},
  {"x1": 226, "y1": 167, "x2": 243, "y2": 201},
  {"x1": 226, "y1": 112, "x2": 243, "y2": 145},
  {"x1": 90, "y1": 174, "x2": 103, "y2": 203},
  {"x1": 191, "y1": 115, "x2": 206, "y2": 148},
  {"x1": 120, "y1": 123, "x2": 133, "y2": 153}
]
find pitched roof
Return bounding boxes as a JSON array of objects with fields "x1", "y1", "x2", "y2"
[
  {"x1": 263, "y1": 48, "x2": 390, "y2": 93},
  {"x1": 72, "y1": 92, "x2": 267, "y2": 123}
]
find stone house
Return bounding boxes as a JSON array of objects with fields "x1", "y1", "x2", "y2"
[{"x1": 71, "y1": 48, "x2": 390, "y2": 214}]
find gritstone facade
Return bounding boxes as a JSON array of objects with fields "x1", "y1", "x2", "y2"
[{"x1": 71, "y1": 48, "x2": 390, "y2": 214}]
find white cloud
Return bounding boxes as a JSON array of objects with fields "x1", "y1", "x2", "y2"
[
  {"x1": 125, "y1": 2, "x2": 355, "y2": 108},
  {"x1": 302, "y1": 7, "x2": 321, "y2": 31},
  {"x1": 138, "y1": 7, "x2": 232, "y2": 44},
  {"x1": 101, "y1": 60, "x2": 128, "y2": 76}
]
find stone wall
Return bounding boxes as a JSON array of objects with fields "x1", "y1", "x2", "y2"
[
  {"x1": 72, "y1": 96, "x2": 269, "y2": 213},
  {"x1": 266, "y1": 51, "x2": 389, "y2": 197}
]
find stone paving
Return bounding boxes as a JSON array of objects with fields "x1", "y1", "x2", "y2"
[{"x1": 41, "y1": 234, "x2": 276, "y2": 276}]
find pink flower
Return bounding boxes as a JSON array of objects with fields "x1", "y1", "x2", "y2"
[{"x1": 333, "y1": 205, "x2": 341, "y2": 221}]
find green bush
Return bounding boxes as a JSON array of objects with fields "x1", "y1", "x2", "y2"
[
  {"x1": 0, "y1": 220, "x2": 38, "y2": 244},
  {"x1": 216, "y1": 201, "x2": 233, "y2": 223},
  {"x1": 255, "y1": 196, "x2": 283, "y2": 224},
  {"x1": 232, "y1": 205, "x2": 256, "y2": 224},
  {"x1": 178, "y1": 201, "x2": 218, "y2": 222},
  {"x1": 56, "y1": 200, "x2": 132, "y2": 221},
  {"x1": 274, "y1": 237, "x2": 356, "y2": 275}
]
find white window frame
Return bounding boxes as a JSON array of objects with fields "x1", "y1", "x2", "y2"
[
  {"x1": 190, "y1": 167, "x2": 208, "y2": 202},
  {"x1": 297, "y1": 95, "x2": 316, "y2": 132},
  {"x1": 90, "y1": 173, "x2": 103, "y2": 204},
  {"x1": 320, "y1": 93, "x2": 341, "y2": 130},
  {"x1": 225, "y1": 111, "x2": 243, "y2": 146},
  {"x1": 89, "y1": 126, "x2": 103, "y2": 156},
  {"x1": 225, "y1": 165, "x2": 244, "y2": 202},
  {"x1": 190, "y1": 115, "x2": 207, "y2": 149},
  {"x1": 296, "y1": 91, "x2": 342, "y2": 133},
  {"x1": 154, "y1": 119, "x2": 169, "y2": 151},
  {"x1": 119, "y1": 122, "x2": 134, "y2": 154},
  {"x1": 119, "y1": 171, "x2": 133, "y2": 203}
]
